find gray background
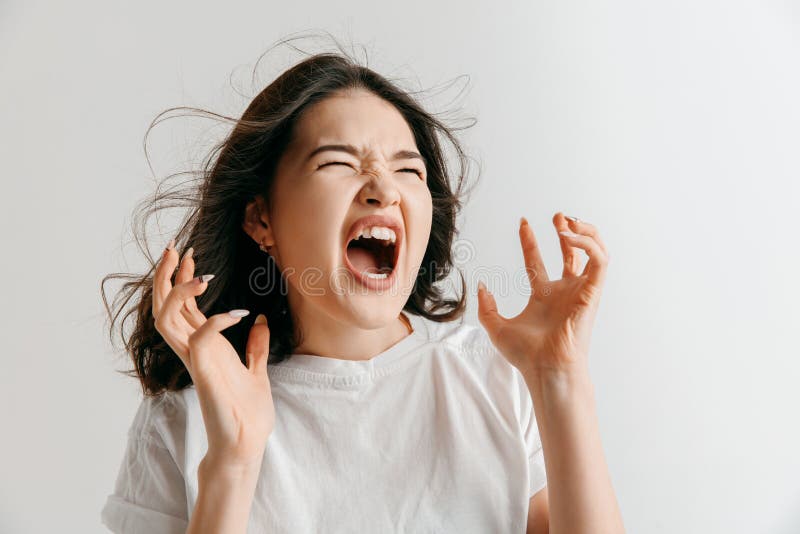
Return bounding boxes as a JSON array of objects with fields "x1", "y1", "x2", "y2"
[{"x1": 1, "y1": 1, "x2": 798, "y2": 532}]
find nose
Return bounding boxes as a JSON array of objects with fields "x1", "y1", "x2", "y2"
[{"x1": 357, "y1": 167, "x2": 401, "y2": 207}]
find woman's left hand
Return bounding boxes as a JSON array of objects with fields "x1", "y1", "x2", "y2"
[{"x1": 477, "y1": 212, "x2": 610, "y2": 379}]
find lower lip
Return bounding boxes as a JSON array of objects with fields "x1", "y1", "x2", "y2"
[{"x1": 343, "y1": 250, "x2": 399, "y2": 292}]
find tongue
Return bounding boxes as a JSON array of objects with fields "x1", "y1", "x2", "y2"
[{"x1": 347, "y1": 247, "x2": 380, "y2": 273}]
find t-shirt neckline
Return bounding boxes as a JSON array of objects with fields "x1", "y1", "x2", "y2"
[{"x1": 272, "y1": 312, "x2": 430, "y2": 377}]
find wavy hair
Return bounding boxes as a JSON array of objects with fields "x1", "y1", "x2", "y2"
[{"x1": 101, "y1": 32, "x2": 480, "y2": 396}]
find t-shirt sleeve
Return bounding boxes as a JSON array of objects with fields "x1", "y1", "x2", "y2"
[
  {"x1": 100, "y1": 395, "x2": 189, "y2": 534},
  {"x1": 514, "y1": 369, "x2": 548, "y2": 497},
  {"x1": 471, "y1": 327, "x2": 549, "y2": 499}
]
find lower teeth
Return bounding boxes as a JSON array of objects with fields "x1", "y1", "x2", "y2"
[{"x1": 363, "y1": 272, "x2": 389, "y2": 280}]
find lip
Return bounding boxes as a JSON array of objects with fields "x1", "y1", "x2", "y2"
[{"x1": 343, "y1": 214, "x2": 404, "y2": 291}]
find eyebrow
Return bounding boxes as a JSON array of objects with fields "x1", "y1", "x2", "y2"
[{"x1": 306, "y1": 144, "x2": 425, "y2": 163}]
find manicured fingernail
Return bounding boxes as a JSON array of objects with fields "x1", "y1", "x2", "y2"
[
  {"x1": 229, "y1": 309, "x2": 250, "y2": 318},
  {"x1": 183, "y1": 247, "x2": 194, "y2": 260},
  {"x1": 520, "y1": 216, "x2": 528, "y2": 227},
  {"x1": 565, "y1": 215, "x2": 580, "y2": 223},
  {"x1": 167, "y1": 238, "x2": 175, "y2": 250},
  {"x1": 254, "y1": 314, "x2": 267, "y2": 325},
  {"x1": 559, "y1": 230, "x2": 579, "y2": 238},
  {"x1": 196, "y1": 274, "x2": 215, "y2": 283}
]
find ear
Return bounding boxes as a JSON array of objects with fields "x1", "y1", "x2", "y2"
[{"x1": 242, "y1": 195, "x2": 274, "y2": 249}]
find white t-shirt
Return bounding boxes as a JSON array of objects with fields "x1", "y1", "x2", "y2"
[{"x1": 101, "y1": 312, "x2": 548, "y2": 533}]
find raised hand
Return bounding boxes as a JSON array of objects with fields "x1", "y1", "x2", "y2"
[
  {"x1": 477, "y1": 212, "x2": 610, "y2": 379},
  {"x1": 153, "y1": 240, "x2": 275, "y2": 469}
]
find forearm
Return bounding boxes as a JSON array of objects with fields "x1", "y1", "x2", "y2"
[
  {"x1": 186, "y1": 455, "x2": 262, "y2": 534},
  {"x1": 523, "y1": 367, "x2": 625, "y2": 534}
]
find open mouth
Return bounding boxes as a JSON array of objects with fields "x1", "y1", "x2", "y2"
[{"x1": 345, "y1": 230, "x2": 397, "y2": 280}]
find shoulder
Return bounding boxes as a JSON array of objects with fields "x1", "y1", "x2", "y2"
[
  {"x1": 424, "y1": 317, "x2": 516, "y2": 377},
  {"x1": 419, "y1": 315, "x2": 495, "y2": 355},
  {"x1": 421, "y1": 317, "x2": 526, "y2": 406},
  {"x1": 419, "y1": 315, "x2": 536, "y2": 444},
  {"x1": 128, "y1": 389, "x2": 194, "y2": 451}
]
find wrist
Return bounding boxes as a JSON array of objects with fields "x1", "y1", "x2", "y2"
[
  {"x1": 191, "y1": 451, "x2": 262, "y2": 534},
  {"x1": 523, "y1": 363, "x2": 595, "y2": 401},
  {"x1": 199, "y1": 451, "x2": 264, "y2": 485}
]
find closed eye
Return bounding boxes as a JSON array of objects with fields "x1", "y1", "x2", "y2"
[
  {"x1": 318, "y1": 162, "x2": 424, "y2": 179},
  {"x1": 399, "y1": 168, "x2": 424, "y2": 178},
  {"x1": 318, "y1": 161, "x2": 355, "y2": 170}
]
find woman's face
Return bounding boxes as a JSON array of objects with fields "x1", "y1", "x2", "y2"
[{"x1": 265, "y1": 88, "x2": 433, "y2": 328}]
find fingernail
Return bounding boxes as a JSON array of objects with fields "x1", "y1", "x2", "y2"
[
  {"x1": 478, "y1": 280, "x2": 489, "y2": 294},
  {"x1": 559, "y1": 230, "x2": 579, "y2": 238},
  {"x1": 255, "y1": 314, "x2": 267, "y2": 325},
  {"x1": 167, "y1": 238, "x2": 175, "y2": 250},
  {"x1": 520, "y1": 216, "x2": 528, "y2": 227},
  {"x1": 184, "y1": 247, "x2": 194, "y2": 260},
  {"x1": 565, "y1": 215, "x2": 580, "y2": 223},
  {"x1": 196, "y1": 274, "x2": 215, "y2": 283},
  {"x1": 229, "y1": 309, "x2": 250, "y2": 318}
]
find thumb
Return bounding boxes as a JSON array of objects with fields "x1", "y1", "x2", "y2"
[
  {"x1": 246, "y1": 313, "x2": 271, "y2": 375},
  {"x1": 477, "y1": 281, "x2": 504, "y2": 337}
]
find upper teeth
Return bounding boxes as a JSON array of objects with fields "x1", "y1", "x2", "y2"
[{"x1": 356, "y1": 226, "x2": 397, "y2": 244}]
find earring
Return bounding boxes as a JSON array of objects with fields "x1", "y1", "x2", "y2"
[{"x1": 259, "y1": 239, "x2": 272, "y2": 253}]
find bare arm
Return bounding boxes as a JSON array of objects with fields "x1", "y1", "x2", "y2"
[
  {"x1": 186, "y1": 456, "x2": 263, "y2": 534},
  {"x1": 524, "y1": 368, "x2": 624, "y2": 534},
  {"x1": 153, "y1": 242, "x2": 275, "y2": 534},
  {"x1": 477, "y1": 213, "x2": 625, "y2": 534},
  {"x1": 526, "y1": 487, "x2": 550, "y2": 534}
]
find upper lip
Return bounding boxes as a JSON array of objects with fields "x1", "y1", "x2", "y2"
[{"x1": 344, "y1": 214, "x2": 404, "y2": 268}]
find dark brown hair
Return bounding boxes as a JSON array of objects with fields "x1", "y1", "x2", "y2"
[{"x1": 101, "y1": 32, "x2": 480, "y2": 397}]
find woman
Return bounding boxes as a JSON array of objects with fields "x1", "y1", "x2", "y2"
[{"x1": 101, "y1": 40, "x2": 624, "y2": 534}]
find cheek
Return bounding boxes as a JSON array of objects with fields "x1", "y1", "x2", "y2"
[
  {"x1": 406, "y1": 189, "x2": 434, "y2": 259},
  {"x1": 272, "y1": 193, "x2": 345, "y2": 272}
]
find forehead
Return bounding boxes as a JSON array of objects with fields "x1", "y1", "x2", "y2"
[{"x1": 290, "y1": 89, "x2": 418, "y2": 155}]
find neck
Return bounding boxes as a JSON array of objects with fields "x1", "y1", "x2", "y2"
[{"x1": 287, "y1": 293, "x2": 412, "y2": 361}]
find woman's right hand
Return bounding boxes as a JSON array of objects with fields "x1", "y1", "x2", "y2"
[{"x1": 152, "y1": 240, "x2": 275, "y2": 471}]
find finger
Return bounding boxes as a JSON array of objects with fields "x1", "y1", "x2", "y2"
[
  {"x1": 246, "y1": 314, "x2": 271, "y2": 375},
  {"x1": 557, "y1": 229, "x2": 609, "y2": 286},
  {"x1": 564, "y1": 215, "x2": 608, "y2": 255},
  {"x1": 174, "y1": 247, "x2": 205, "y2": 329},
  {"x1": 477, "y1": 281, "x2": 505, "y2": 338},
  {"x1": 153, "y1": 238, "x2": 178, "y2": 318},
  {"x1": 553, "y1": 213, "x2": 581, "y2": 278},
  {"x1": 157, "y1": 274, "x2": 216, "y2": 346},
  {"x1": 519, "y1": 217, "x2": 549, "y2": 290},
  {"x1": 188, "y1": 309, "x2": 250, "y2": 366}
]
